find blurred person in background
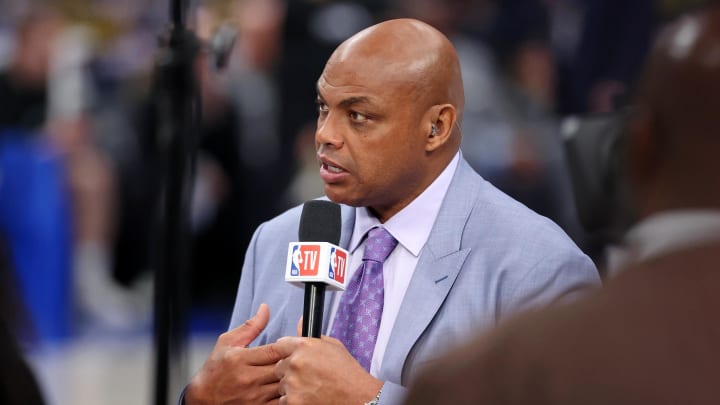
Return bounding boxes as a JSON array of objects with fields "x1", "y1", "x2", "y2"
[
  {"x1": 222, "y1": 0, "x2": 287, "y2": 220},
  {"x1": 47, "y1": 21, "x2": 148, "y2": 334},
  {"x1": 560, "y1": 0, "x2": 657, "y2": 115},
  {"x1": 0, "y1": 5, "x2": 151, "y2": 341},
  {"x1": 0, "y1": 9, "x2": 62, "y2": 132},
  {"x1": 0, "y1": 7, "x2": 74, "y2": 343},
  {"x1": 405, "y1": 5, "x2": 720, "y2": 403},
  {"x1": 276, "y1": 0, "x2": 384, "y2": 208}
]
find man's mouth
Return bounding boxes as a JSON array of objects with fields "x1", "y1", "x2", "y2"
[
  {"x1": 319, "y1": 159, "x2": 348, "y2": 183},
  {"x1": 323, "y1": 162, "x2": 345, "y2": 173}
]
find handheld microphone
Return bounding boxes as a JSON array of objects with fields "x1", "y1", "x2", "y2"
[{"x1": 285, "y1": 200, "x2": 348, "y2": 337}]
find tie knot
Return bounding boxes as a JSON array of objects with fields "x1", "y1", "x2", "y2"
[{"x1": 362, "y1": 227, "x2": 398, "y2": 263}]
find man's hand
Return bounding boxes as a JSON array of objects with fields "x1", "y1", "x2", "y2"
[
  {"x1": 272, "y1": 336, "x2": 383, "y2": 405},
  {"x1": 185, "y1": 304, "x2": 286, "y2": 405}
]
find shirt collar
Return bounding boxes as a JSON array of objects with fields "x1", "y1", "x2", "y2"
[
  {"x1": 614, "y1": 209, "x2": 720, "y2": 272},
  {"x1": 349, "y1": 152, "x2": 461, "y2": 256}
]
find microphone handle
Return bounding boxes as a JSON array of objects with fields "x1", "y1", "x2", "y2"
[{"x1": 302, "y1": 283, "x2": 326, "y2": 338}]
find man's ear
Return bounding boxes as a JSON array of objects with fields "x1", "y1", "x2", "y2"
[
  {"x1": 424, "y1": 104, "x2": 457, "y2": 152},
  {"x1": 626, "y1": 105, "x2": 659, "y2": 187}
]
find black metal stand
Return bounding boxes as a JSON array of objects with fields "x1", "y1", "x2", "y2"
[{"x1": 152, "y1": 0, "x2": 199, "y2": 403}]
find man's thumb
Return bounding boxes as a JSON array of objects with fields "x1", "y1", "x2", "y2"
[{"x1": 224, "y1": 303, "x2": 270, "y2": 347}]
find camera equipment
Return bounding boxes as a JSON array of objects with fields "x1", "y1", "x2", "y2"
[{"x1": 561, "y1": 109, "x2": 635, "y2": 242}]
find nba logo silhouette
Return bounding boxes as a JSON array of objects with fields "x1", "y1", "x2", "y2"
[
  {"x1": 290, "y1": 245, "x2": 301, "y2": 276},
  {"x1": 329, "y1": 247, "x2": 347, "y2": 284}
]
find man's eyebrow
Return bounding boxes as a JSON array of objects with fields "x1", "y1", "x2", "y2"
[
  {"x1": 315, "y1": 85, "x2": 373, "y2": 108},
  {"x1": 338, "y1": 96, "x2": 372, "y2": 109},
  {"x1": 315, "y1": 94, "x2": 373, "y2": 108}
]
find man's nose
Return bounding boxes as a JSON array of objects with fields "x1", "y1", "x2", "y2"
[{"x1": 315, "y1": 115, "x2": 344, "y2": 149}]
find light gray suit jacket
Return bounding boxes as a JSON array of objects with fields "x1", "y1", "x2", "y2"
[{"x1": 229, "y1": 157, "x2": 599, "y2": 404}]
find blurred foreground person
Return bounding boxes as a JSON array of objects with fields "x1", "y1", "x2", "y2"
[
  {"x1": 184, "y1": 18, "x2": 598, "y2": 405},
  {"x1": 0, "y1": 240, "x2": 45, "y2": 404},
  {"x1": 405, "y1": 5, "x2": 720, "y2": 405}
]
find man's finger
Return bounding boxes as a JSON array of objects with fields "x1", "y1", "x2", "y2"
[
  {"x1": 223, "y1": 303, "x2": 271, "y2": 347},
  {"x1": 321, "y1": 335, "x2": 346, "y2": 349},
  {"x1": 243, "y1": 344, "x2": 287, "y2": 366},
  {"x1": 297, "y1": 317, "x2": 303, "y2": 336},
  {"x1": 257, "y1": 382, "x2": 281, "y2": 401},
  {"x1": 272, "y1": 336, "x2": 305, "y2": 358},
  {"x1": 242, "y1": 364, "x2": 281, "y2": 385}
]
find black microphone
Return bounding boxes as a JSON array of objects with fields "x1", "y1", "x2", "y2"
[{"x1": 298, "y1": 200, "x2": 341, "y2": 337}]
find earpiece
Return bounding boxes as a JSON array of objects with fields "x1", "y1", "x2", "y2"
[{"x1": 430, "y1": 123, "x2": 438, "y2": 137}]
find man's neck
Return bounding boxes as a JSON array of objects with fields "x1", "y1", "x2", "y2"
[{"x1": 368, "y1": 151, "x2": 460, "y2": 224}]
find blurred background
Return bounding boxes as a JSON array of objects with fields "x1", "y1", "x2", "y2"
[{"x1": 0, "y1": 0, "x2": 713, "y2": 403}]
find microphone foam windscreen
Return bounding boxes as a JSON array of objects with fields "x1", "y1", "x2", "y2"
[{"x1": 299, "y1": 200, "x2": 342, "y2": 244}]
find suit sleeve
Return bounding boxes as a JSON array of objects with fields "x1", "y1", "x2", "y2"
[
  {"x1": 504, "y1": 244, "x2": 600, "y2": 315},
  {"x1": 378, "y1": 381, "x2": 408, "y2": 405},
  {"x1": 228, "y1": 222, "x2": 265, "y2": 330}
]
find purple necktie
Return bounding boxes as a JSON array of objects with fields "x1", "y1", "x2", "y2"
[{"x1": 330, "y1": 227, "x2": 398, "y2": 371}]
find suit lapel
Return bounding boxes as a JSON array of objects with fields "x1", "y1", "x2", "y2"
[{"x1": 380, "y1": 158, "x2": 479, "y2": 384}]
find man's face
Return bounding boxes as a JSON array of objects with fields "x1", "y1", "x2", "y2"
[{"x1": 314, "y1": 59, "x2": 430, "y2": 221}]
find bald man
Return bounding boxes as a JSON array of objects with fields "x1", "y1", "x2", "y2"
[
  {"x1": 184, "y1": 19, "x2": 598, "y2": 405},
  {"x1": 404, "y1": 6, "x2": 720, "y2": 405}
]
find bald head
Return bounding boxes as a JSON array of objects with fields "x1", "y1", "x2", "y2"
[
  {"x1": 314, "y1": 19, "x2": 466, "y2": 221},
  {"x1": 638, "y1": 6, "x2": 720, "y2": 144},
  {"x1": 628, "y1": 5, "x2": 720, "y2": 214},
  {"x1": 326, "y1": 18, "x2": 464, "y2": 133}
]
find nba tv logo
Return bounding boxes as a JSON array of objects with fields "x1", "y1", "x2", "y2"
[
  {"x1": 329, "y1": 247, "x2": 347, "y2": 284},
  {"x1": 290, "y1": 245, "x2": 321, "y2": 276}
]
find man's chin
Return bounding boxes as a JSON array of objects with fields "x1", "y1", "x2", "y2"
[{"x1": 325, "y1": 189, "x2": 363, "y2": 208}]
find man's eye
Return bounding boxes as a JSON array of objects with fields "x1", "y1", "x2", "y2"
[
  {"x1": 349, "y1": 111, "x2": 369, "y2": 123},
  {"x1": 316, "y1": 101, "x2": 329, "y2": 113}
]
